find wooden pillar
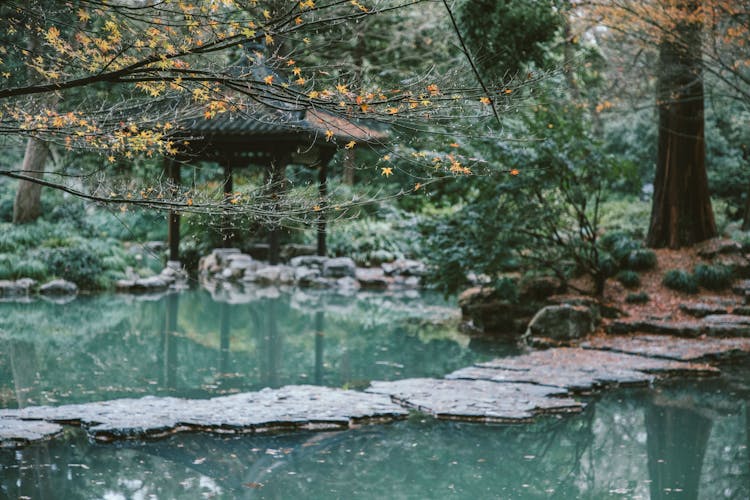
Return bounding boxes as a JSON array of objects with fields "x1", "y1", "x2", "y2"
[
  {"x1": 222, "y1": 161, "x2": 234, "y2": 245},
  {"x1": 267, "y1": 154, "x2": 288, "y2": 265},
  {"x1": 165, "y1": 158, "x2": 181, "y2": 262},
  {"x1": 316, "y1": 149, "x2": 335, "y2": 257}
]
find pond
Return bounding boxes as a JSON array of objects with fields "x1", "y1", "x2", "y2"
[
  {"x1": 1, "y1": 288, "x2": 749, "y2": 499},
  {"x1": 0, "y1": 288, "x2": 509, "y2": 408}
]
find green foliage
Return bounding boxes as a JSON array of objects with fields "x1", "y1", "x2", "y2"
[
  {"x1": 625, "y1": 292, "x2": 650, "y2": 304},
  {"x1": 624, "y1": 249, "x2": 657, "y2": 271},
  {"x1": 322, "y1": 208, "x2": 424, "y2": 266},
  {"x1": 598, "y1": 231, "x2": 642, "y2": 264},
  {"x1": 662, "y1": 269, "x2": 698, "y2": 294},
  {"x1": 493, "y1": 277, "x2": 520, "y2": 304},
  {"x1": 457, "y1": 0, "x2": 561, "y2": 78},
  {"x1": 616, "y1": 270, "x2": 641, "y2": 289},
  {"x1": 693, "y1": 264, "x2": 733, "y2": 291}
]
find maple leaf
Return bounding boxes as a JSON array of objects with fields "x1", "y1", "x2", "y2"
[
  {"x1": 345, "y1": 140, "x2": 356, "y2": 149},
  {"x1": 381, "y1": 167, "x2": 393, "y2": 177},
  {"x1": 414, "y1": 182, "x2": 421, "y2": 191},
  {"x1": 263, "y1": 9, "x2": 271, "y2": 19},
  {"x1": 336, "y1": 83, "x2": 348, "y2": 94},
  {"x1": 510, "y1": 169, "x2": 520, "y2": 176},
  {"x1": 295, "y1": 77, "x2": 306, "y2": 85},
  {"x1": 287, "y1": 59, "x2": 296, "y2": 66},
  {"x1": 293, "y1": 67, "x2": 302, "y2": 76},
  {"x1": 325, "y1": 129, "x2": 334, "y2": 141},
  {"x1": 264, "y1": 75, "x2": 274, "y2": 85},
  {"x1": 426, "y1": 84, "x2": 439, "y2": 95},
  {"x1": 479, "y1": 97, "x2": 491, "y2": 105},
  {"x1": 295, "y1": 17, "x2": 303, "y2": 25}
]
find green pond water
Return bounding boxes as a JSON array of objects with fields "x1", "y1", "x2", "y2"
[{"x1": 1, "y1": 288, "x2": 749, "y2": 499}]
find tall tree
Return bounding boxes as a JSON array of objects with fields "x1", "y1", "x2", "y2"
[{"x1": 647, "y1": 0, "x2": 717, "y2": 247}]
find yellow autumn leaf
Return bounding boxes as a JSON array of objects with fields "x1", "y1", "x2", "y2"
[
  {"x1": 381, "y1": 167, "x2": 393, "y2": 177},
  {"x1": 325, "y1": 129, "x2": 334, "y2": 141},
  {"x1": 345, "y1": 140, "x2": 356, "y2": 149}
]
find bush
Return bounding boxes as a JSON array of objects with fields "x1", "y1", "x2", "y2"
[
  {"x1": 599, "y1": 231, "x2": 642, "y2": 264},
  {"x1": 626, "y1": 292, "x2": 650, "y2": 304},
  {"x1": 693, "y1": 264, "x2": 733, "y2": 290},
  {"x1": 13, "y1": 259, "x2": 49, "y2": 281},
  {"x1": 624, "y1": 249, "x2": 657, "y2": 271},
  {"x1": 616, "y1": 270, "x2": 641, "y2": 289},
  {"x1": 662, "y1": 269, "x2": 698, "y2": 294}
]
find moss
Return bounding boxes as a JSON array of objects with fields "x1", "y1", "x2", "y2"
[
  {"x1": 625, "y1": 249, "x2": 657, "y2": 271},
  {"x1": 625, "y1": 292, "x2": 650, "y2": 304}
]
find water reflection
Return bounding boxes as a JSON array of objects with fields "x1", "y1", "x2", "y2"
[
  {"x1": 2, "y1": 378, "x2": 748, "y2": 500},
  {"x1": 0, "y1": 288, "x2": 489, "y2": 407}
]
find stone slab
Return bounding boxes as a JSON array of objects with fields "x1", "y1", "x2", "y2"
[
  {"x1": 0, "y1": 386, "x2": 407, "y2": 445},
  {"x1": 0, "y1": 418, "x2": 63, "y2": 448},
  {"x1": 447, "y1": 348, "x2": 719, "y2": 393},
  {"x1": 367, "y1": 378, "x2": 583, "y2": 423},
  {"x1": 582, "y1": 334, "x2": 750, "y2": 362}
]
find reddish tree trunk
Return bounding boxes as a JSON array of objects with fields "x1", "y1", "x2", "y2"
[{"x1": 646, "y1": 1, "x2": 717, "y2": 248}]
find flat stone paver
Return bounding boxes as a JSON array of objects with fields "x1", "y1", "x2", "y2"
[
  {"x1": 446, "y1": 348, "x2": 719, "y2": 392},
  {"x1": 582, "y1": 334, "x2": 750, "y2": 362},
  {"x1": 0, "y1": 418, "x2": 63, "y2": 447},
  {"x1": 0, "y1": 385, "x2": 407, "y2": 446},
  {"x1": 367, "y1": 378, "x2": 583, "y2": 423}
]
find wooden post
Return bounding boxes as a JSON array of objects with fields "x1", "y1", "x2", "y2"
[
  {"x1": 316, "y1": 149, "x2": 335, "y2": 257},
  {"x1": 165, "y1": 158, "x2": 181, "y2": 262},
  {"x1": 222, "y1": 160, "x2": 234, "y2": 245}
]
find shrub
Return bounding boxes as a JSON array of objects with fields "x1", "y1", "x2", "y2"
[
  {"x1": 662, "y1": 269, "x2": 698, "y2": 294},
  {"x1": 693, "y1": 264, "x2": 733, "y2": 290},
  {"x1": 599, "y1": 231, "x2": 642, "y2": 264},
  {"x1": 616, "y1": 270, "x2": 641, "y2": 289},
  {"x1": 624, "y1": 249, "x2": 657, "y2": 271},
  {"x1": 13, "y1": 259, "x2": 49, "y2": 281},
  {"x1": 626, "y1": 292, "x2": 650, "y2": 304}
]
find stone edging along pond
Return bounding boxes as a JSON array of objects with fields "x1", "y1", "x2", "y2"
[{"x1": 2, "y1": 334, "x2": 749, "y2": 449}]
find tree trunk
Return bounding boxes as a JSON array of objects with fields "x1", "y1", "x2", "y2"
[
  {"x1": 646, "y1": 0, "x2": 716, "y2": 248},
  {"x1": 12, "y1": 138, "x2": 49, "y2": 223}
]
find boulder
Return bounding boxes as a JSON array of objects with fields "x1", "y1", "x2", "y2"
[
  {"x1": 355, "y1": 268, "x2": 390, "y2": 289},
  {"x1": 336, "y1": 276, "x2": 361, "y2": 291},
  {"x1": 281, "y1": 244, "x2": 317, "y2": 261},
  {"x1": 322, "y1": 257, "x2": 356, "y2": 278},
  {"x1": 211, "y1": 248, "x2": 241, "y2": 266},
  {"x1": 0, "y1": 280, "x2": 27, "y2": 298},
  {"x1": 457, "y1": 287, "x2": 536, "y2": 335},
  {"x1": 255, "y1": 265, "x2": 295, "y2": 284},
  {"x1": 519, "y1": 276, "x2": 564, "y2": 302},
  {"x1": 294, "y1": 266, "x2": 321, "y2": 285},
  {"x1": 39, "y1": 279, "x2": 78, "y2": 296},
  {"x1": 525, "y1": 305, "x2": 594, "y2": 342},
  {"x1": 382, "y1": 259, "x2": 426, "y2": 277},
  {"x1": 290, "y1": 255, "x2": 328, "y2": 270},
  {"x1": 130, "y1": 276, "x2": 169, "y2": 293}
]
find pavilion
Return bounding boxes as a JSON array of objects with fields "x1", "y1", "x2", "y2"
[{"x1": 165, "y1": 106, "x2": 388, "y2": 265}]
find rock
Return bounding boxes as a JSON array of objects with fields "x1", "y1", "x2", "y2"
[
  {"x1": 39, "y1": 279, "x2": 78, "y2": 296},
  {"x1": 696, "y1": 238, "x2": 742, "y2": 259},
  {"x1": 294, "y1": 266, "x2": 321, "y2": 284},
  {"x1": 0, "y1": 386, "x2": 407, "y2": 445},
  {"x1": 582, "y1": 334, "x2": 750, "y2": 362},
  {"x1": 211, "y1": 248, "x2": 241, "y2": 266},
  {"x1": 448, "y1": 347, "x2": 719, "y2": 393},
  {"x1": 289, "y1": 255, "x2": 328, "y2": 269},
  {"x1": 457, "y1": 287, "x2": 535, "y2": 335},
  {"x1": 732, "y1": 279, "x2": 750, "y2": 296},
  {"x1": 702, "y1": 314, "x2": 750, "y2": 337},
  {"x1": 366, "y1": 378, "x2": 582, "y2": 423},
  {"x1": 355, "y1": 268, "x2": 390, "y2": 289},
  {"x1": 336, "y1": 276, "x2": 361, "y2": 291},
  {"x1": 525, "y1": 305, "x2": 594, "y2": 342},
  {"x1": 255, "y1": 265, "x2": 294, "y2": 284},
  {"x1": 0, "y1": 280, "x2": 28, "y2": 298},
  {"x1": 607, "y1": 319, "x2": 704, "y2": 337},
  {"x1": 679, "y1": 303, "x2": 728, "y2": 318},
  {"x1": 322, "y1": 257, "x2": 356, "y2": 278},
  {"x1": 15, "y1": 278, "x2": 38, "y2": 292},
  {"x1": 732, "y1": 306, "x2": 750, "y2": 316},
  {"x1": 381, "y1": 259, "x2": 426, "y2": 277},
  {"x1": 0, "y1": 418, "x2": 63, "y2": 448},
  {"x1": 130, "y1": 276, "x2": 169, "y2": 293}
]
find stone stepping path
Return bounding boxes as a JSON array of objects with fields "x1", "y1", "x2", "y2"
[
  {"x1": 366, "y1": 379, "x2": 582, "y2": 423},
  {"x1": 582, "y1": 334, "x2": 750, "y2": 362},
  {"x1": 0, "y1": 386, "x2": 406, "y2": 446},
  {"x1": 608, "y1": 317, "x2": 750, "y2": 337},
  {"x1": 446, "y1": 348, "x2": 719, "y2": 393},
  {"x1": 2, "y1": 336, "x2": 749, "y2": 448}
]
